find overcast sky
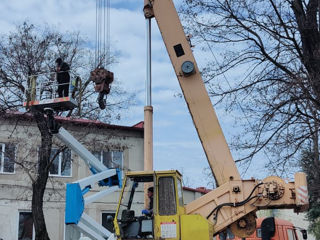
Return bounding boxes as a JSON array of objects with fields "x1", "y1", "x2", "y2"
[{"x1": 0, "y1": 0, "x2": 269, "y2": 188}]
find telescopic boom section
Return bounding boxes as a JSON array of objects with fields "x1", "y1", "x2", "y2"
[{"x1": 143, "y1": 0, "x2": 240, "y2": 186}]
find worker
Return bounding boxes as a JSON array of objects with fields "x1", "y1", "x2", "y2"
[
  {"x1": 142, "y1": 186, "x2": 153, "y2": 216},
  {"x1": 69, "y1": 76, "x2": 80, "y2": 98},
  {"x1": 55, "y1": 57, "x2": 70, "y2": 97}
]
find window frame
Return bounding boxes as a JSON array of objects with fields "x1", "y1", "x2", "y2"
[
  {"x1": 0, "y1": 142, "x2": 16, "y2": 174},
  {"x1": 17, "y1": 211, "x2": 35, "y2": 240},
  {"x1": 177, "y1": 179, "x2": 184, "y2": 206},
  {"x1": 101, "y1": 211, "x2": 116, "y2": 233},
  {"x1": 93, "y1": 150, "x2": 124, "y2": 170},
  {"x1": 48, "y1": 148, "x2": 72, "y2": 178}
]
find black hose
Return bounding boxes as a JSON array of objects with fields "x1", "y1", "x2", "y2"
[{"x1": 207, "y1": 182, "x2": 264, "y2": 220}]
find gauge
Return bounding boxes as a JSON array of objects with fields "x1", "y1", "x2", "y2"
[{"x1": 181, "y1": 61, "x2": 195, "y2": 76}]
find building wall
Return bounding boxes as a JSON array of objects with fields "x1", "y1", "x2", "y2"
[
  {"x1": 0, "y1": 116, "x2": 144, "y2": 240},
  {"x1": 182, "y1": 188, "x2": 209, "y2": 205}
]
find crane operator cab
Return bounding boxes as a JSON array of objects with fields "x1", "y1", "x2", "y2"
[{"x1": 113, "y1": 170, "x2": 187, "y2": 240}]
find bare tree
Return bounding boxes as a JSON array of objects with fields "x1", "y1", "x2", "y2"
[
  {"x1": 0, "y1": 22, "x2": 132, "y2": 240},
  {"x1": 180, "y1": 0, "x2": 320, "y2": 233},
  {"x1": 180, "y1": 0, "x2": 320, "y2": 171}
]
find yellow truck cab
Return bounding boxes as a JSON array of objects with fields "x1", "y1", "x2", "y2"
[{"x1": 113, "y1": 170, "x2": 213, "y2": 240}]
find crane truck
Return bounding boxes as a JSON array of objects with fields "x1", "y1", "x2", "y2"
[
  {"x1": 109, "y1": 1, "x2": 309, "y2": 240},
  {"x1": 24, "y1": 0, "x2": 309, "y2": 239}
]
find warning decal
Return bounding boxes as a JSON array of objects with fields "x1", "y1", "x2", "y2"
[
  {"x1": 297, "y1": 186, "x2": 308, "y2": 204},
  {"x1": 160, "y1": 221, "x2": 177, "y2": 238}
]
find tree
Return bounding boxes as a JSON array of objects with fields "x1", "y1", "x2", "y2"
[
  {"x1": 180, "y1": 0, "x2": 320, "y2": 172},
  {"x1": 0, "y1": 22, "x2": 132, "y2": 240},
  {"x1": 181, "y1": 0, "x2": 320, "y2": 234}
]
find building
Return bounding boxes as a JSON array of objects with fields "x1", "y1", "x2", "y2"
[
  {"x1": 0, "y1": 112, "x2": 144, "y2": 240},
  {"x1": 182, "y1": 186, "x2": 211, "y2": 204}
]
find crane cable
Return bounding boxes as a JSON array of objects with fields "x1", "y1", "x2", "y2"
[
  {"x1": 93, "y1": 0, "x2": 113, "y2": 110},
  {"x1": 95, "y1": 0, "x2": 110, "y2": 68}
]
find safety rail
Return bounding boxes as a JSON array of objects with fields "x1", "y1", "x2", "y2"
[{"x1": 23, "y1": 72, "x2": 79, "y2": 111}]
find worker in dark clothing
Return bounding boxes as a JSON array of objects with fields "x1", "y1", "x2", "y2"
[
  {"x1": 142, "y1": 186, "x2": 153, "y2": 216},
  {"x1": 55, "y1": 58, "x2": 70, "y2": 97},
  {"x1": 138, "y1": 186, "x2": 154, "y2": 238}
]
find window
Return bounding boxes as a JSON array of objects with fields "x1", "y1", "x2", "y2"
[
  {"x1": 177, "y1": 179, "x2": 184, "y2": 206},
  {"x1": 102, "y1": 212, "x2": 115, "y2": 233},
  {"x1": 0, "y1": 143, "x2": 15, "y2": 173},
  {"x1": 287, "y1": 229, "x2": 297, "y2": 240},
  {"x1": 49, "y1": 148, "x2": 72, "y2": 177},
  {"x1": 218, "y1": 228, "x2": 235, "y2": 240},
  {"x1": 18, "y1": 212, "x2": 34, "y2": 240},
  {"x1": 158, "y1": 177, "x2": 176, "y2": 215},
  {"x1": 256, "y1": 228, "x2": 262, "y2": 237},
  {"x1": 93, "y1": 150, "x2": 123, "y2": 169}
]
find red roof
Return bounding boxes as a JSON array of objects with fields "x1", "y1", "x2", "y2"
[
  {"x1": 132, "y1": 121, "x2": 144, "y2": 128},
  {"x1": 1, "y1": 111, "x2": 144, "y2": 132}
]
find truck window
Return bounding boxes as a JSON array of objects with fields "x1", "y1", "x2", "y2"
[
  {"x1": 218, "y1": 228, "x2": 235, "y2": 240},
  {"x1": 256, "y1": 228, "x2": 262, "y2": 238},
  {"x1": 287, "y1": 229, "x2": 297, "y2": 240},
  {"x1": 158, "y1": 177, "x2": 177, "y2": 215},
  {"x1": 177, "y1": 179, "x2": 184, "y2": 206}
]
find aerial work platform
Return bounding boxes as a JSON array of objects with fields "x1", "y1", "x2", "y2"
[
  {"x1": 23, "y1": 74, "x2": 79, "y2": 112},
  {"x1": 23, "y1": 96, "x2": 77, "y2": 111}
]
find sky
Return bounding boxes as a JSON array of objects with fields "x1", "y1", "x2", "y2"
[{"x1": 0, "y1": 0, "x2": 268, "y2": 188}]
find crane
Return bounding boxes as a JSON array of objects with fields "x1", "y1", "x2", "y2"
[{"x1": 109, "y1": 0, "x2": 309, "y2": 239}]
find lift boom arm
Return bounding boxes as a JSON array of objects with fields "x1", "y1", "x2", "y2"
[{"x1": 45, "y1": 110, "x2": 120, "y2": 240}]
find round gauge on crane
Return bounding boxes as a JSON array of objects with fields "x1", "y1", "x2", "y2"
[{"x1": 181, "y1": 61, "x2": 195, "y2": 76}]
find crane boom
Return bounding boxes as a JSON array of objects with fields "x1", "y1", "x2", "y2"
[{"x1": 144, "y1": 0, "x2": 240, "y2": 186}]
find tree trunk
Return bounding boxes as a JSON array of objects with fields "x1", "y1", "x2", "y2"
[
  {"x1": 32, "y1": 182, "x2": 50, "y2": 240},
  {"x1": 32, "y1": 109, "x2": 52, "y2": 240}
]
